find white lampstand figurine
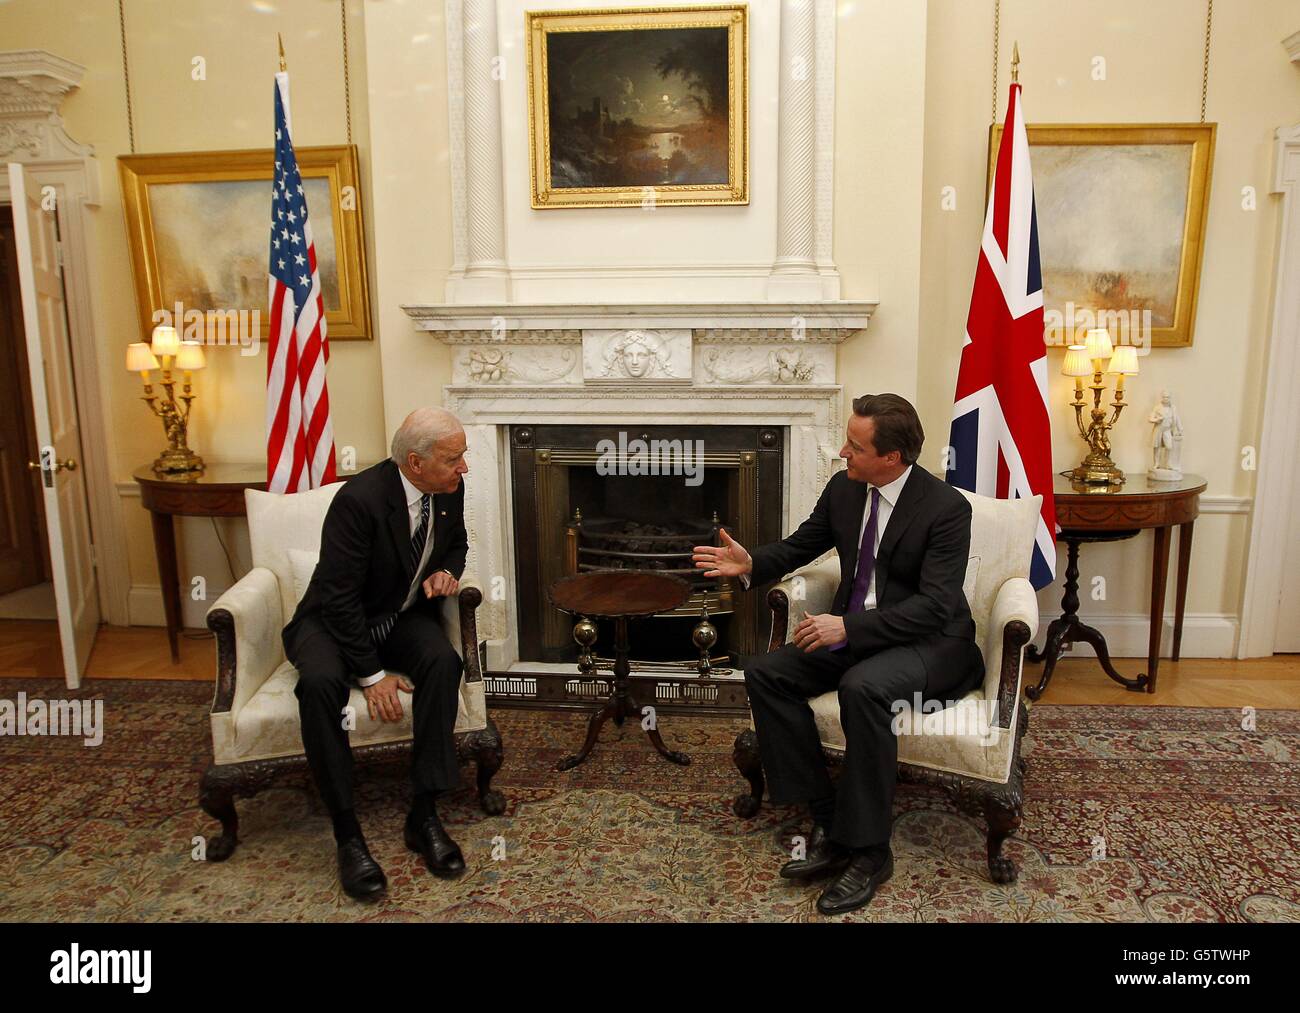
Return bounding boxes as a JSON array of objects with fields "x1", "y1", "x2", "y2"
[{"x1": 1147, "y1": 389, "x2": 1184, "y2": 481}]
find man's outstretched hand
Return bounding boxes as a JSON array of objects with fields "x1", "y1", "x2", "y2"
[{"x1": 692, "y1": 528, "x2": 753, "y2": 579}]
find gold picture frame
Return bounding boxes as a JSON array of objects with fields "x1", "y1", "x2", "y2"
[
  {"x1": 526, "y1": 4, "x2": 749, "y2": 209},
  {"x1": 118, "y1": 145, "x2": 372, "y2": 343},
  {"x1": 987, "y1": 123, "x2": 1216, "y2": 349}
]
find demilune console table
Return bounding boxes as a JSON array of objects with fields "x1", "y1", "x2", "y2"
[
  {"x1": 133, "y1": 464, "x2": 265, "y2": 662},
  {"x1": 1027, "y1": 472, "x2": 1206, "y2": 698}
]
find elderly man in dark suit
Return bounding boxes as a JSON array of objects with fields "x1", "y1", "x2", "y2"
[
  {"x1": 694, "y1": 393, "x2": 983, "y2": 915},
  {"x1": 283, "y1": 407, "x2": 470, "y2": 899}
]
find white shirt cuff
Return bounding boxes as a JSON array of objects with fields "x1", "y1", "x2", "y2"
[
  {"x1": 739, "y1": 573, "x2": 752, "y2": 590},
  {"x1": 357, "y1": 670, "x2": 387, "y2": 688}
]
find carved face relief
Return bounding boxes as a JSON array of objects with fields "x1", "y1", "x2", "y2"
[
  {"x1": 600, "y1": 329, "x2": 672, "y2": 379},
  {"x1": 623, "y1": 341, "x2": 650, "y2": 377}
]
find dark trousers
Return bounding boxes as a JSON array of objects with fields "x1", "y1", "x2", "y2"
[
  {"x1": 285, "y1": 609, "x2": 463, "y2": 816},
  {"x1": 744, "y1": 633, "x2": 980, "y2": 848}
]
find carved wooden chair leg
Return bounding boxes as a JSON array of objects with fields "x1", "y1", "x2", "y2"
[
  {"x1": 199, "y1": 765, "x2": 241, "y2": 862},
  {"x1": 984, "y1": 795, "x2": 1022, "y2": 884},
  {"x1": 473, "y1": 719, "x2": 506, "y2": 816},
  {"x1": 732, "y1": 728, "x2": 765, "y2": 818}
]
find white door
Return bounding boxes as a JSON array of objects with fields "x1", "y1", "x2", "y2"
[{"x1": 8, "y1": 163, "x2": 99, "y2": 686}]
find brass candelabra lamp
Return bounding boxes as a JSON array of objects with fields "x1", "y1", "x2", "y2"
[
  {"x1": 126, "y1": 325, "x2": 206, "y2": 474},
  {"x1": 1061, "y1": 328, "x2": 1140, "y2": 485}
]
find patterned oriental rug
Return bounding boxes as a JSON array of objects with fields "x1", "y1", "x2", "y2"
[{"x1": 0, "y1": 679, "x2": 1296, "y2": 922}]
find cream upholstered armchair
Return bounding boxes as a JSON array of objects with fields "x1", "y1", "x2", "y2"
[
  {"x1": 732, "y1": 489, "x2": 1040, "y2": 884},
  {"x1": 199, "y1": 483, "x2": 504, "y2": 861}
]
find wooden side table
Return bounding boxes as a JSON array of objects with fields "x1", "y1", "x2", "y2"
[
  {"x1": 133, "y1": 464, "x2": 266, "y2": 662},
  {"x1": 1027, "y1": 472, "x2": 1206, "y2": 698},
  {"x1": 547, "y1": 570, "x2": 693, "y2": 770}
]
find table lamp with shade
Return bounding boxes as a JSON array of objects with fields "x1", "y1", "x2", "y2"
[
  {"x1": 1062, "y1": 328, "x2": 1140, "y2": 486},
  {"x1": 126, "y1": 324, "x2": 206, "y2": 474}
]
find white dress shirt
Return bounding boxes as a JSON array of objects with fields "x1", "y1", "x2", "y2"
[
  {"x1": 357, "y1": 469, "x2": 437, "y2": 688},
  {"x1": 853, "y1": 464, "x2": 912, "y2": 612}
]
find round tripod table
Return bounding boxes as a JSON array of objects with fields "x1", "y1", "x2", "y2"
[{"x1": 547, "y1": 570, "x2": 693, "y2": 770}]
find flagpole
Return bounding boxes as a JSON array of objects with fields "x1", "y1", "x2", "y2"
[
  {"x1": 1011, "y1": 41, "x2": 1019, "y2": 84},
  {"x1": 278, "y1": 32, "x2": 286, "y2": 72}
]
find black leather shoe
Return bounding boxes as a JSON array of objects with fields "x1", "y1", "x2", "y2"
[
  {"x1": 404, "y1": 812, "x2": 466, "y2": 879},
  {"x1": 337, "y1": 837, "x2": 387, "y2": 900},
  {"x1": 780, "y1": 825, "x2": 851, "y2": 880},
  {"x1": 816, "y1": 848, "x2": 894, "y2": 916}
]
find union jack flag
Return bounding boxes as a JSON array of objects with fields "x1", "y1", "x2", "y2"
[
  {"x1": 266, "y1": 70, "x2": 336, "y2": 493},
  {"x1": 945, "y1": 81, "x2": 1056, "y2": 589}
]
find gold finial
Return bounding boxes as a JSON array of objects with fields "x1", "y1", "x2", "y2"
[
  {"x1": 278, "y1": 33, "x2": 287, "y2": 72},
  {"x1": 1011, "y1": 41, "x2": 1020, "y2": 84}
]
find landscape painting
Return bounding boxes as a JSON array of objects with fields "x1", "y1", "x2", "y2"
[
  {"x1": 988, "y1": 124, "x2": 1215, "y2": 348},
  {"x1": 528, "y1": 6, "x2": 748, "y2": 208},
  {"x1": 118, "y1": 145, "x2": 372, "y2": 342},
  {"x1": 148, "y1": 177, "x2": 340, "y2": 315}
]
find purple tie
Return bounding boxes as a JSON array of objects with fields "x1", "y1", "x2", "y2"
[{"x1": 829, "y1": 487, "x2": 879, "y2": 651}]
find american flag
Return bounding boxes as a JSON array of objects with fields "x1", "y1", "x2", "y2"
[
  {"x1": 945, "y1": 81, "x2": 1056, "y2": 589},
  {"x1": 266, "y1": 71, "x2": 336, "y2": 493}
]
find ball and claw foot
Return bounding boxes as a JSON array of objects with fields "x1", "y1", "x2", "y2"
[
  {"x1": 733, "y1": 793, "x2": 760, "y2": 819},
  {"x1": 205, "y1": 833, "x2": 238, "y2": 862},
  {"x1": 989, "y1": 855, "x2": 1019, "y2": 884}
]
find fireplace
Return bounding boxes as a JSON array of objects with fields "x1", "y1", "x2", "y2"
[
  {"x1": 398, "y1": 302, "x2": 873, "y2": 714},
  {"x1": 510, "y1": 423, "x2": 785, "y2": 665}
]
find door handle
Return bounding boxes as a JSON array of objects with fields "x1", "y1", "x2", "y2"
[{"x1": 27, "y1": 458, "x2": 77, "y2": 473}]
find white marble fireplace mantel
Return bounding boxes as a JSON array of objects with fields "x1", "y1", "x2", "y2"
[{"x1": 402, "y1": 301, "x2": 876, "y2": 338}]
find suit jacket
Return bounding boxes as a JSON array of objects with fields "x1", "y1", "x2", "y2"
[
  {"x1": 284, "y1": 459, "x2": 468, "y2": 679},
  {"x1": 751, "y1": 466, "x2": 982, "y2": 691}
]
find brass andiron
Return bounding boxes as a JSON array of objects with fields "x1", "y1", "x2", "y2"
[
  {"x1": 126, "y1": 326, "x2": 205, "y2": 475},
  {"x1": 573, "y1": 616, "x2": 599, "y2": 678},
  {"x1": 1061, "y1": 329, "x2": 1140, "y2": 485},
  {"x1": 692, "y1": 606, "x2": 718, "y2": 682}
]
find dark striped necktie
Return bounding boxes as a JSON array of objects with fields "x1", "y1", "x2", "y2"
[
  {"x1": 370, "y1": 493, "x2": 432, "y2": 647},
  {"x1": 410, "y1": 493, "x2": 431, "y2": 575}
]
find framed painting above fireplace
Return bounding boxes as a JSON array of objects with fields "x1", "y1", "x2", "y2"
[{"x1": 525, "y1": 4, "x2": 750, "y2": 209}]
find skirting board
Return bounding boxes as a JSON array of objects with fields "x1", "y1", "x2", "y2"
[
  {"x1": 127, "y1": 584, "x2": 231, "y2": 631},
  {"x1": 1032, "y1": 612, "x2": 1239, "y2": 659}
]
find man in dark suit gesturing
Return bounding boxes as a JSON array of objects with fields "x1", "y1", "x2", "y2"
[
  {"x1": 283, "y1": 406, "x2": 471, "y2": 899},
  {"x1": 694, "y1": 393, "x2": 983, "y2": 915}
]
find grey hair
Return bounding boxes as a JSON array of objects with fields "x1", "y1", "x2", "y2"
[{"x1": 390, "y1": 407, "x2": 463, "y2": 465}]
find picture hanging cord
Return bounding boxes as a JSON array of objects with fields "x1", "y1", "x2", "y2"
[
  {"x1": 995, "y1": 0, "x2": 1214, "y2": 124},
  {"x1": 341, "y1": 0, "x2": 353, "y2": 146},
  {"x1": 992, "y1": 0, "x2": 1000, "y2": 124},
  {"x1": 116, "y1": 2, "x2": 353, "y2": 152},
  {"x1": 118, "y1": 0, "x2": 136, "y2": 153},
  {"x1": 1201, "y1": 0, "x2": 1213, "y2": 123}
]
